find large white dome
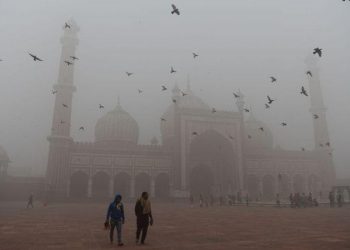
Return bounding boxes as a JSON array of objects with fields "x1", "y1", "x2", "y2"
[{"x1": 95, "y1": 101, "x2": 139, "y2": 147}]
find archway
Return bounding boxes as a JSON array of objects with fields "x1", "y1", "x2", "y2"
[
  {"x1": 92, "y1": 171, "x2": 110, "y2": 199},
  {"x1": 293, "y1": 174, "x2": 305, "y2": 193},
  {"x1": 114, "y1": 172, "x2": 131, "y2": 198},
  {"x1": 135, "y1": 173, "x2": 151, "y2": 197},
  {"x1": 246, "y1": 175, "x2": 259, "y2": 201},
  {"x1": 70, "y1": 171, "x2": 88, "y2": 198},
  {"x1": 155, "y1": 173, "x2": 170, "y2": 199},
  {"x1": 262, "y1": 175, "x2": 275, "y2": 201},
  {"x1": 189, "y1": 129, "x2": 236, "y2": 195},
  {"x1": 189, "y1": 165, "x2": 214, "y2": 196}
]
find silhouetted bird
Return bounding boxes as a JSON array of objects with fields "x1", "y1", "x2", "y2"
[
  {"x1": 265, "y1": 103, "x2": 270, "y2": 109},
  {"x1": 192, "y1": 52, "x2": 198, "y2": 58},
  {"x1": 313, "y1": 114, "x2": 319, "y2": 119},
  {"x1": 319, "y1": 143, "x2": 324, "y2": 147},
  {"x1": 79, "y1": 126, "x2": 84, "y2": 131},
  {"x1": 244, "y1": 108, "x2": 250, "y2": 113},
  {"x1": 281, "y1": 122, "x2": 287, "y2": 126},
  {"x1": 228, "y1": 135, "x2": 234, "y2": 140},
  {"x1": 325, "y1": 142, "x2": 330, "y2": 147},
  {"x1": 171, "y1": 4, "x2": 180, "y2": 15},
  {"x1": 28, "y1": 53, "x2": 43, "y2": 61},
  {"x1": 270, "y1": 76, "x2": 277, "y2": 83},
  {"x1": 170, "y1": 66, "x2": 176, "y2": 74},
  {"x1": 99, "y1": 104, "x2": 104, "y2": 109},
  {"x1": 161, "y1": 118, "x2": 166, "y2": 122},
  {"x1": 313, "y1": 48, "x2": 322, "y2": 57},
  {"x1": 64, "y1": 22, "x2": 71, "y2": 29},
  {"x1": 267, "y1": 95, "x2": 275, "y2": 104},
  {"x1": 306, "y1": 71, "x2": 312, "y2": 77},
  {"x1": 248, "y1": 135, "x2": 252, "y2": 139},
  {"x1": 212, "y1": 108, "x2": 217, "y2": 113},
  {"x1": 138, "y1": 89, "x2": 143, "y2": 94},
  {"x1": 64, "y1": 60, "x2": 73, "y2": 66},
  {"x1": 259, "y1": 127, "x2": 264, "y2": 132},
  {"x1": 300, "y1": 86, "x2": 308, "y2": 96},
  {"x1": 126, "y1": 72, "x2": 133, "y2": 76},
  {"x1": 70, "y1": 56, "x2": 79, "y2": 60},
  {"x1": 172, "y1": 99, "x2": 177, "y2": 103},
  {"x1": 301, "y1": 147, "x2": 305, "y2": 151},
  {"x1": 52, "y1": 90, "x2": 57, "y2": 94},
  {"x1": 62, "y1": 104, "x2": 68, "y2": 108},
  {"x1": 60, "y1": 120, "x2": 65, "y2": 124},
  {"x1": 181, "y1": 91, "x2": 187, "y2": 96},
  {"x1": 192, "y1": 131, "x2": 198, "y2": 136},
  {"x1": 161, "y1": 85, "x2": 167, "y2": 91},
  {"x1": 233, "y1": 92, "x2": 240, "y2": 98}
]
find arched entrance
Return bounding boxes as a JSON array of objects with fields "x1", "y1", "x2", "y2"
[
  {"x1": 155, "y1": 173, "x2": 170, "y2": 199},
  {"x1": 114, "y1": 172, "x2": 131, "y2": 198},
  {"x1": 92, "y1": 171, "x2": 109, "y2": 199},
  {"x1": 262, "y1": 175, "x2": 275, "y2": 201},
  {"x1": 135, "y1": 173, "x2": 151, "y2": 197},
  {"x1": 293, "y1": 174, "x2": 305, "y2": 193},
  {"x1": 189, "y1": 130, "x2": 236, "y2": 196},
  {"x1": 246, "y1": 175, "x2": 259, "y2": 201},
  {"x1": 70, "y1": 171, "x2": 88, "y2": 198},
  {"x1": 189, "y1": 165, "x2": 214, "y2": 196}
]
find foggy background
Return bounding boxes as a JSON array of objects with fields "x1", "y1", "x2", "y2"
[{"x1": 0, "y1": 0, "x2": 349, "y2": 178}]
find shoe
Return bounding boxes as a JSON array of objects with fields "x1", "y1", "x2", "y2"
[{"x1": 118, "y1": 242, "x2": 124, "y2": 246}]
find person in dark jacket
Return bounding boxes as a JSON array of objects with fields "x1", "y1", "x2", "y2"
[
  {"x1": 135, "y1": 192, "x2": 153, "y2": 245},
  {"x1": 105, "y1": 193, "x2": 125, "y2": 246}
]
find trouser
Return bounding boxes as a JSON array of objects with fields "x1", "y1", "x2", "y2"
[
  {"x1": 110, "y1": 219, "x2": 122, "y2": 243},
  {"x1": 27, "y1": 201, "x2": 33, "y2": 208},
  {"x1": 136, "y1": 217, "x2": 149, "y2": 243}
]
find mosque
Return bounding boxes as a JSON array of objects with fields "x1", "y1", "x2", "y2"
[{"x1": 45, "y1": 21, "x2": 335, "y2": 201}]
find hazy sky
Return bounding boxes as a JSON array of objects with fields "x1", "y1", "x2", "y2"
[{"x1": 0, "y1": 0, "x2": 349, "y2": 178}]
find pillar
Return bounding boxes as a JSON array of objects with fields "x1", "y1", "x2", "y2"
[
  {"x1": 87, "y1": 176, "x2": 92, "y2": 198},
  {"x1": 109, "y1": 177, "x2": 114, "y2": 198},
  {"x1": 130, "y1": 176, "x2": 135, "y2": 198}
]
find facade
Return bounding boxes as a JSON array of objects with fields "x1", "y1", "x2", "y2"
[
  {"x1": 46, "y1": 21, "x2": 335, "y2": 201},
  {"x1": 0, "y1": 145, "x2": 10, "y2": 179}
]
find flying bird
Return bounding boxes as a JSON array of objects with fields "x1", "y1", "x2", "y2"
[
  {"x1": 161, "y1": 85, "x2": 167, "y2": 91},
  {"x1": 325, "y1": 142, "x2": 330, "y2": 147},
  {"x1": 79, "y1": 126, "x2": 85, "y2": 131},
  {"x1": 228, "y1": 135, "x2": 234, "y2": 140},
  {"x1": 248, "y1": 135, "x2": 252, "y2": 139},
  {"x1": 313, "y1": 48, "x2": 322, "y2": 57},
  {"x1": 281, "y1": 122, "x2": 287, "y2": 126},
  {"x1": 300, "y1": 86, "x2": 308, "y2": 96},
  {"x1": 52, "y1": 90, "x2": 57, "y2": 94},
  {"x1": 70, "y1": 56, "x2": 79, "y2": 60},
  {"x1": 126, "y1": 72, "x2": 133, "y2": 76},
  {"x1": 306, "y1": 71, "x2": 312, "y2": 77},
  {"x1": 60, "y1": 120, "x2": 65, "y2": 124},
  {"x1": 192, "y1": 131, "x2": 198, "y2": 136},
  {"x1": 244, "y1": 108, "x2": 250, "y2": 113},
  {"x1": 138, "y1": 89, "x2": 143, "y2": 94},
  {"x1": 28, "y1": 53, "x2": 43, "y2": 61},
  {"x1": 270, "y1": 76, "x2": 277, "y2": 83},
  {"x1": 267, "y1": 95, "x2": 275, "y2": 104},
  {"x1": 64, "y1": 22, "x2": 71, "y2": 29},
  {"x1": 301, "y1": 147, "x2": 305, "y2": 151},
  {"x1": 313, "y1": 114, "x2": 319, "y2": 119},
  {"x1": 171, "y1": 4, "x2": 180, "y2": 15},
  {"x1": 233, "y1": 92, "x2": 240, "y2": 98},
  {"x1": 170, "y1": 66, "x2": 176, "y2": 74},
  {"x1": 259, "y1": 127, "x2": 264, "y2": 132},
  {"x1": 99, "y1": 104, "x2": 104, "y2": 109},
  {"x1": 212, "y1": 108, "x2": 217, "y2": 113},
  {"x1": 64, "y1": 60, "x2": 73, "y2": 66},
  {"x1": 172, "y1": 99, "x2": 177, "y2": 103},
  {"x1": 265, "y1": 103, "x2": 270, "y2": 109},
  {"x1": 181, "y1": 91, "x2": 187, "y2": 96},
  {"x1": 62, "y1": 104, "x2": 68, "y2": 108},
  {"x1": 192, "y1": 52, "x2": 199, "y2": 58},
  {"x1": 161, "y1": 118, "x2": 166, "y2": 122},
  {"x1": 319, "y1": 143, "x2": 324, "y2": 147}
]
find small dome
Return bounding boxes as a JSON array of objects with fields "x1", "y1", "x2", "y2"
[
  {"x1": 245, "y1": 114, "x2": 273, "y2": 150},
  {"x1": 0, "y1": 145, "x2": 10, "y2": 162},
  {"x1": 95, "y1": 100, "x2": 139, "y2": 147}
]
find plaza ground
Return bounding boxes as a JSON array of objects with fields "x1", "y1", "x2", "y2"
[{"x1": 0, "y1": 201, "x2": 349, "y2": 250}]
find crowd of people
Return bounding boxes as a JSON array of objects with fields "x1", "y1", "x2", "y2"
[{"x1": 288, "y1": 192, "x2": 319, "y2": 208}]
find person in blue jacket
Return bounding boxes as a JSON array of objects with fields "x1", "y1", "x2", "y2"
[{"x1": 105, "y1": 193, "x2": 125, "y2": 246}]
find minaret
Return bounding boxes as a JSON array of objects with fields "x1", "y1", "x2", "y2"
[
  {"x1": 46, "y1": 19, "x2": 79, "y2": 199},
  {"x1": 235, "y1": 89, "x2": 245, "y2": 191},
  {"x1": 305, "y1": 55, "x2": 331, "y2": 151}
]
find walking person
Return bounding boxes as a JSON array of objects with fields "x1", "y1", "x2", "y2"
[
  {"x1": 105, "y1": 193, "x2": 125, "y2": 246},
  {"x1": 135, "y1": 192, "x2": 153, "y2": 245},
  {"x1": 26, "y1": 193, "x2": 34, "y2": 208}
]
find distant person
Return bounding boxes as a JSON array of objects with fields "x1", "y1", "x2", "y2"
[
  {"x1": 199, "y1": 194, "x2": 203, "y2": 207},
  {"x1": 276, "y1": 193, "x2": 280, "y2": 207},
  {"x1": 245, "y1": 193, "x2": 249, "y2": 206},
  {"x1": 210, "y1": 194, "x2": 215, "y2": 206},
  {"x1": 307, "y1": 192, "x2": 313, "y2": 207},
  {"x1": 135, "y1": 192, "x2": 153, "y2": 245},
  {"x1": 105, "y1": 193, "x2": 125, "y2": 246},
  {"x1": 329, "y1": 191, "x2": 335, "y2": 208},
  {"x1": 189, "y1": 194, "x2": 194, "y2": 208},
  {"x1": 237, "y1": 191, "x2": 242, "y2": 204},
  {"x1": 289, "y1": 193, "x2": 294, "y2": 208},
  {"x1": 26, "y1": 193, "x2": 34, "y2": 208},
  {"x1": 337, "y1": 192, "x2": 343, "y2": 208}
]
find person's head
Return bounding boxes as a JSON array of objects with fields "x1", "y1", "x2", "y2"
[
  {"x1": 114, "y1": 193, "x2": 122, "y2": 204},
  {"x1": 141, "y1": 192, "x2": 149, "y2": 200}
]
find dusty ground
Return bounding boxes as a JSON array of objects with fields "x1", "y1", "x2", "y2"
[{"x1": 0, "y1": 201, "x2": 349, "y2": 250}]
